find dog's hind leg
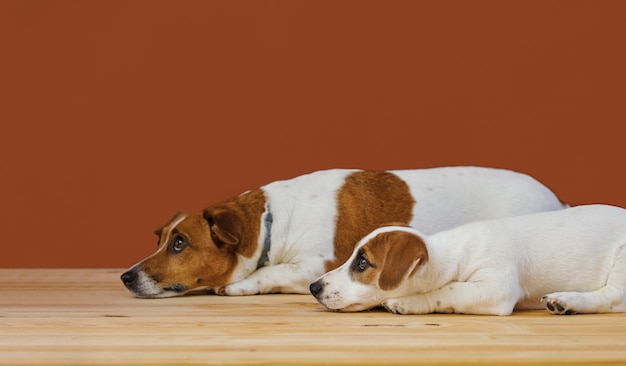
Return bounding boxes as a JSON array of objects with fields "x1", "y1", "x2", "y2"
[{"x1": 542, "y1": 243, "x2": 626, "y2": 315}]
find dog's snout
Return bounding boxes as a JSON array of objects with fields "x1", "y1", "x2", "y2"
[
  {"x1": 121, "y1": 270, "x2": 137, "y2": 287},
  {"x1": 309, "y1": 280, "x2": 324, "y2": 298}
]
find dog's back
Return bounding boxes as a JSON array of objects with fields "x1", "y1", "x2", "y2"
[
  {"x1": 263, "y1": 166, "x2": 567, "y2": 237},
  {"x1": 393, "y1": 166, "x2": 567, "y2": 234}
]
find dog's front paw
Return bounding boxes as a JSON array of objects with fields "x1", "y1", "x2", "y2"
[
  {"x1": 221, "y1": 280, "x2": 260, "y2": 296},
  {"x1": 541, "y1": 294, "x2": 577, "y2": 315},
  {"x1": 382, "y1": 298, "x2": 408, "y2": 315}
]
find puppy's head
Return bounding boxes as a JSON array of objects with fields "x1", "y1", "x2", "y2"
[
  {"x1": 310, "y1": 225, "x2": 428, "y2": 312},
  {"x1": 121, "y1": 191, "x2": 264, "y2": 298}
]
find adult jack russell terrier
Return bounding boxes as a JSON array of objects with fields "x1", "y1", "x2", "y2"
[
  {"x1": 121, "y1": 167, "x2": 567, "y2": 298},
  {"x1": 310, "y1": 204, "x2": 626, "y2": 315}
]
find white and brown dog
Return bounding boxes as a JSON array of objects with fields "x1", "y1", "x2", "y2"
[
  {"x1": 310, "y1": 204, "x2": 626, "y2": 315},
  {"x1": 121, "y1": 167, "x2": 567, "y2": 298}
]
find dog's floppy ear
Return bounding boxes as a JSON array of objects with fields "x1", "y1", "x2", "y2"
[
  {"x1": 375, "y1": 231, "x2": 428, "y2": 291},
  {"x1": 203, "y1": 206, "x2": 241, "y2": 246}
]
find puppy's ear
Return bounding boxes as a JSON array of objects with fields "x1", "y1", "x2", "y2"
[
  {"x1": 203, "y1": 206, "x2": 240, "y2": 246},
  {"x1": 376, "y1": 231, "x2": 428, "y2": 291}
]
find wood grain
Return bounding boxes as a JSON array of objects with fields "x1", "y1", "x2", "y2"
[{"x1": 1, "y1": 269, "x2": 625, "y2": 365}]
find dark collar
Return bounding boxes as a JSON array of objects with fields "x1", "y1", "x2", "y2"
[{"x1": 256, "y1": 209, "x2": 272, "y2": 270}]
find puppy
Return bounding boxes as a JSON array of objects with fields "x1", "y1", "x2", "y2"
[
  {"x1": 121, "y1": 167, "x2": 567, "y2": 298},
  {"x1": 310, "y1": 204, "x2": 626, "y2": 315}
]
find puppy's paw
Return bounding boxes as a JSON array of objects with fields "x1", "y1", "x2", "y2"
[
  {"x1": 382, "y1": 298, "x2": 407, "y2": 315},
  {"x1": 541, "y1": 294, "x2": 577, "y2": 315}
]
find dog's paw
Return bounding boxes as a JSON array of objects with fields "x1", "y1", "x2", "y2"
[
  {"x1": 382, "y1": 298, "x2": 408, "y2": 315},
  {"x1": 541, "y1": 294, "x2": 577, "y2": 315},
  {"x1": 221, "y1": 280, "x2": 260, "y2": 296}
]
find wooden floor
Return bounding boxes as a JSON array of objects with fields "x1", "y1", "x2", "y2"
[{"x1": 2, "y1": 269, "x2": 626, "y2": 365}]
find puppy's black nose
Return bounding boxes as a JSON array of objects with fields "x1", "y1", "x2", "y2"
[
  {"x1": 309, "y1": 280, "x2": 323, "y2": 298},
  {"x1": 121, "y1": 270, "x2": 137, "y2": 287}
]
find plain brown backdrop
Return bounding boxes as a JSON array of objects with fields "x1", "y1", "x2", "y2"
[{"x1": 1, "y1": 1, "x2": 625, "y2": 268}]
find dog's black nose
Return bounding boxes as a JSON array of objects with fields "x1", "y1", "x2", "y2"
[
  {"x1": 121, "y1": 270, "x2": 137, "y2": 287},
  {"x1": 309, "y1": 280, "x2": 323, "y2": 298}
]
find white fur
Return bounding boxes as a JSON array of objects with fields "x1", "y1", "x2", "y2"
[
  {"x1": 313, "y1": 204, "x2": 626, "y2": 315},
  {"x1": 221, "y1": 166, "x2": 566, "y2": 295}
]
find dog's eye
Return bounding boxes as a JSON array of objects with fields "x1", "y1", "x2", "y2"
[
  {"x1": 351, "y1": 250, "x2": 374, "y2": 273},
  {"x1": 170, "y1": 235, "x2": 188, "y2": 253},
  {"x1": 357, "y1": 255, "x2": 371, "y2": 272}
]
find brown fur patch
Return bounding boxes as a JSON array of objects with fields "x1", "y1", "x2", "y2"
[
  {"x1": 203, "y1": 189, "x2": 266, "y2": 258},
  {"x1": 325, "y1": 171, "x2": 415, "y2": 272},
  {"x1": 359, "y1": 231, "x2": 428, "y2": 291},
  {"x1": 140, "y1": 190, "x2": 266, "y2": 291}
]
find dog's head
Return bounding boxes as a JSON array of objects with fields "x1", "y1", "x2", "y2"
[
  {"x1": 310, "y1": 225, "x2": 429, "y2": 311},
  {"x1": 121, "y1": 190, "x2": 265, "y2": 298}
]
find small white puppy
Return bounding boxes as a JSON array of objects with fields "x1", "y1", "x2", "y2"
[{"x1": 310, "y1": 204, "x2": 626, "y2": 315}]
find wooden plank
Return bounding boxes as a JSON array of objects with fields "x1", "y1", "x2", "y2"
[{"x1": 1, "y1": 269, "x2": 626, "y2": 365}]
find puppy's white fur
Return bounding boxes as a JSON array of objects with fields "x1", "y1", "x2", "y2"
[{"x1": 312, "y1": 204, "x2": 626, "y2": 315}]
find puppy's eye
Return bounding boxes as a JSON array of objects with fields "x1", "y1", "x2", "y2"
[
  {"x1": 351, "y1": 250, "x2": 374, "y2": 272},
  {"x1": 357, "y1": 255, "x2": 370, "y2": 272},
  {"x1": 170, "y1": 235, "x2": 187, "y2": 253}
]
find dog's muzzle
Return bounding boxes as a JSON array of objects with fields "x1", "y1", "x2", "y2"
[{"x1": 120, "y1": 269, "x2": 189, "y2": 298}]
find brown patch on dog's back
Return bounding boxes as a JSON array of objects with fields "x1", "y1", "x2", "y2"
[{"x1": 326, "y1": 171, "x2": 415, "y2": 272}]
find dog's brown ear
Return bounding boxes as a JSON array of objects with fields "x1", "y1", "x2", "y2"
[
  {"x1": 375, "y1": 231, "x2": 428, "y2": 291},
  {"x1": 203, "y1": 206, "x2": 240, "y2": 246}
]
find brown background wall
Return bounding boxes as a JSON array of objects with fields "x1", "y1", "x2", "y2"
[{"x1": 1, "y1": 1, "x2": 625, "y2": 268}]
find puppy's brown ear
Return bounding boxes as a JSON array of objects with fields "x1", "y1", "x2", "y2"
[
  {"x1": 203, "y1": 206, "x2": 240, "y2": 246},
  {"x1": 376, "y1": 231, "x2": 428, "y2": 291}
]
